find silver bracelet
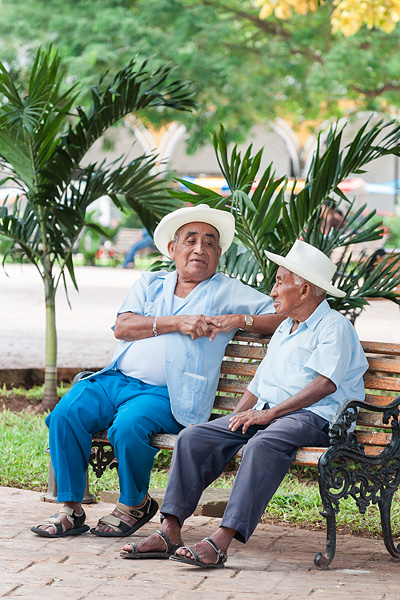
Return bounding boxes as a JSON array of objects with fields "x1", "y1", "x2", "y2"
[{"x1": 153, "y1": 316, "x2": 158, "y2": 337}]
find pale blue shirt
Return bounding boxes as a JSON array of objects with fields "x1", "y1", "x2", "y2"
[
  {"x1": 248, "y1": 300, "x2": 368, "y2": 424},
  {"x1": 97, "y1": 270, "x2": 274, "y2": 427}
]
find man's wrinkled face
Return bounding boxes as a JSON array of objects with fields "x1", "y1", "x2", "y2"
[
  {"x1": 270, "y1": 267, "x2": 304, "y2": 317},
  {"x1": 168, "y1": 222, "x2": 222, "y2": 282}
]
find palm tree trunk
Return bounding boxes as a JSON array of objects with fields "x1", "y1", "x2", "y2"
[{"x1": 41, "y1": 276, "x2": 58, "y2": 412}]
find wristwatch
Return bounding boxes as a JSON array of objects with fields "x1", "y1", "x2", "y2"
[{"x1": 241, "y1": 314, "x2": 254, "y2": 330}]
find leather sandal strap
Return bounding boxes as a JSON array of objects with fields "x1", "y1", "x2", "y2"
[
  {"x1": 154, "y1": 528, "x2": 173, "y2": 553},
  {"x1": 116, "y1": 496, "x2": 150, "y2": 520},
  {"x1": 96, "y1": 513, "x2": 132, "y2": 534},
  {"x1": 201, "y1": 537, "x2": 228, "y2": 564},
  {"x1": 39, "y1": 516, "x2": 67, "y2": 535},
  {"x1": 38, "y1": 507, "x2": 85, "y2": 535}
]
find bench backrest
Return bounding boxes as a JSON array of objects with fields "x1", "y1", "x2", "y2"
[
  {"x1": 113, "y1": 228, "x2": 142, "y2": 254},
  {"x1": 215, "y1": 332, "x2": 400, "y2": 461}
]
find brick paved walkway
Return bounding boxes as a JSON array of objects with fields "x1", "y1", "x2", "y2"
[{"x1": 1, "y1": 487, "x2": 399, "y2": 599}]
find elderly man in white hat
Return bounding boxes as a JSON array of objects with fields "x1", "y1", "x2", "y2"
[
  {"x1": 120, "y1": 239, "x2": 368, "y2": 567},
  {"x1": 32, "y1": 205, "x2": 282, "y2": 539}
]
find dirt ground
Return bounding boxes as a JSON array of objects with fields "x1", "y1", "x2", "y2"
[{"x1": 0, "y1": 392, "x2": 40, "y2": 412}]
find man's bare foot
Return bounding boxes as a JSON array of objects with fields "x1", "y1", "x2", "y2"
[
  {"x1": 121, "y1": 515, "x2": 182, "y2": 555},
  {"x1": 175, "y1": 539, "x2": 221, "y2": 565},
  {"x1": 173, "y1": 528, "x2": 234, "y2": 566}
]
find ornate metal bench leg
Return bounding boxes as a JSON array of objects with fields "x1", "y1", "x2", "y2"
[
  {"x1": 314, "y1": 506, "x2": 337, "y2": 569},
  {"x1": 315, "y1": 453, "x2": 338, "y2": 569},
  {"x1": 379, "y1": 489, "x2": 400, "y2": 560}
]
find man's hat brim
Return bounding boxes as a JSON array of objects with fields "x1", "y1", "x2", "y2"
[{"x1": 154, "y1": 204, "x2": 235, "y2": 257}]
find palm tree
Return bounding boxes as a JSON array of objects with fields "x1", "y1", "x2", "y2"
[
  {"x1": 0, "y1": 46, "x2": 196, "y2": 411},
  {"x1": 170, "y1": 121, "x2": 400, "y2": 318}
]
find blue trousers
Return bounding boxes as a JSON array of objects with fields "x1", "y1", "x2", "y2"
[
  {"x1": 161, "y1": 410, "x2": 329, "y2": 543},
  {"x1": 121, "y1": 233, "x2": 155, "y2": 267},
  {"x1": 45, "y1": 370, "x2": 183, "y2": 505}
]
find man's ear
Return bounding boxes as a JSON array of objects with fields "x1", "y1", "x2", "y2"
[
  {"x1": 167, "y1": 240, "x2": 175, "y2": 260},
  {"x1": 301, "y1": 283, "x2": 311, "y2": 298}
]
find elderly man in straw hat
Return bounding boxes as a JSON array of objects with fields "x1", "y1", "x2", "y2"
[
  {"x1": 31, "y1": 204, "x2": 282, "y2": 539},
  {"x1": 121, "y1": 240, "x2": 368, "y2": 567}
]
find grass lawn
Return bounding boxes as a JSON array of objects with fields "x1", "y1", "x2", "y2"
[{"x1": 1, "y1": 396, "x2": 400, "y2": 540}]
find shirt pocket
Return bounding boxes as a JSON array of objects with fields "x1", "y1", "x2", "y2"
[
  {"x1": 181, "y1": 372, "x2": 208, "y2": 401},
  {"x1": 285, "y1": 348, "x2": 312, "y2": 372}
]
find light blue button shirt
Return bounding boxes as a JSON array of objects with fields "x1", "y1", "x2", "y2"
[
  {"x1": 97, "y1": 270, "x2": 274, "y2": 427},
  {"x1": 248, "y1": 300, "x2": 368, "y2": 424}
]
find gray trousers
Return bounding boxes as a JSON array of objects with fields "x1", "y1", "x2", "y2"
[{"x1": 161, "y1": 409, "x2": 330, "y2": 543}]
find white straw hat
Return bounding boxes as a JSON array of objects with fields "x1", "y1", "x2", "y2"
[
  {"x1": 154, "y1": 204, "x2": 235, "y2": 257},
  {"x1": 265, "y1": 240, "x2": 346, "y2": 298}
]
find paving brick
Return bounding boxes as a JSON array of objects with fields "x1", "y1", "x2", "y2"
[{"x1": 2, "y1": 486, "x2": 400, "y2": 600}]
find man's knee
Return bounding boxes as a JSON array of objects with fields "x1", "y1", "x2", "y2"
[
  {"x1": 108, "y1": 409, "x2": 154, "y2": 447},
  {"x1": 174, "y1": 423, "x2": 202, "y2": 448},
  {"x1": 174, "y1": 418, "x2": 225, "y2": 450}
]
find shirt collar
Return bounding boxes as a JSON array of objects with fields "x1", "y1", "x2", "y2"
[{"x1": 277, "y1": 299, "x2": 331, "y2": 334}]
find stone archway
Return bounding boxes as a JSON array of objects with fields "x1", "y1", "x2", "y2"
[{"x1": 124, "y1": 115, "x2": 186, "y2": 174}]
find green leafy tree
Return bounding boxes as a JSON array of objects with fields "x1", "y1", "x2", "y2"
[
  {"x1": 1, "y1": 1, "x2": 400, "y2": 150},
  {"x1": 170, "y1": 120, "x2": 400, "y2": 316},
  {"x1": 0, "y1": 46, "x2": 195, "y2": 411}
]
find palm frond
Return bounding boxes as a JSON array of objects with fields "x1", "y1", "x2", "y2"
[
  {"x1": 59, "y1": 60, "x2": 196, "y2": 175},
  {"x1": 171, "y1": 121, "x2": 400, "y2": 315}
]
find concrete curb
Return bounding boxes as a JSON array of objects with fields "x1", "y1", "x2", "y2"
[{"x1": 101, "y1": 487, "x2": 231, "y2": 518}]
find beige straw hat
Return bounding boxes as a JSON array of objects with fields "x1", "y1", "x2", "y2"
[
  {"x1": 154, "y1": 204, "x2": 235, "y2": 257},
  {"x1": 265, "y1": 240, "x2": 346, "y2": 298}
]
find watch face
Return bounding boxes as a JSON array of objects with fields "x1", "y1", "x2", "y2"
[{"x1": 245, "y1": 315, "x2": 253, "y2": 327}]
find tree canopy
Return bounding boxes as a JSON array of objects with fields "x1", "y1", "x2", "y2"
[
  {"x1": 1, "y1": 0, "x2": 400, "y2": 151},
  {"x1": 255, "y1": 1, "x2": 400, "y2": 35}
]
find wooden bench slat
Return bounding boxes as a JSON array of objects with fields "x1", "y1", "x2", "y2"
[
  {"x1": 357, "y1": 411, "x2": 392, "y2": 429},
  {"x1": 224, "y1": 345, "x2": 267, "y2": 360},
  {"x1": 365, "y1": 393, "x2": 398, "y2": 405},
  {"x1": 232, "y1": 332, "x2": 271, "y2": 343},
  {"x1": 363, "y1": 373, "x2": 400, "y2": 392},
  {"x1": 362, "y1": 341, "x2": 400, "y2": 356},
  {"x1": 217, "y1": 379, "x2": 249, "y2": 394},
  {"x1": 149, "y1": 433, "x2": 177, "y2": 449},
  {"x1": 293, "y1": 448, "x2": 324, "y2": 467},
  {"x1": 366, "y1": 356, "x2": 400, "y2": 373},
  {"x1": 147, "y1": 435, "x2": 328, "y2": 468},
  {"x1": 213, "y1": 396, "x2": 238, "y2": 411},
  {"x1": 356, "y1": 430, "x2": 392, "y2": 446},
  {"x1": 220, "y1": 362, "x2": 258, "y2": 377}
]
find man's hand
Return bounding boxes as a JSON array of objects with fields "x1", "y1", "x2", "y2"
[
  {"x1": 206, "y1": 315, "x2": 242, "y2": 341},
  {"x1": 177, "y1": 314, "x2": 213, "y2": 340},
  {"x1": 229, "y1": 409, "x2": 272, "y2": 434}
]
